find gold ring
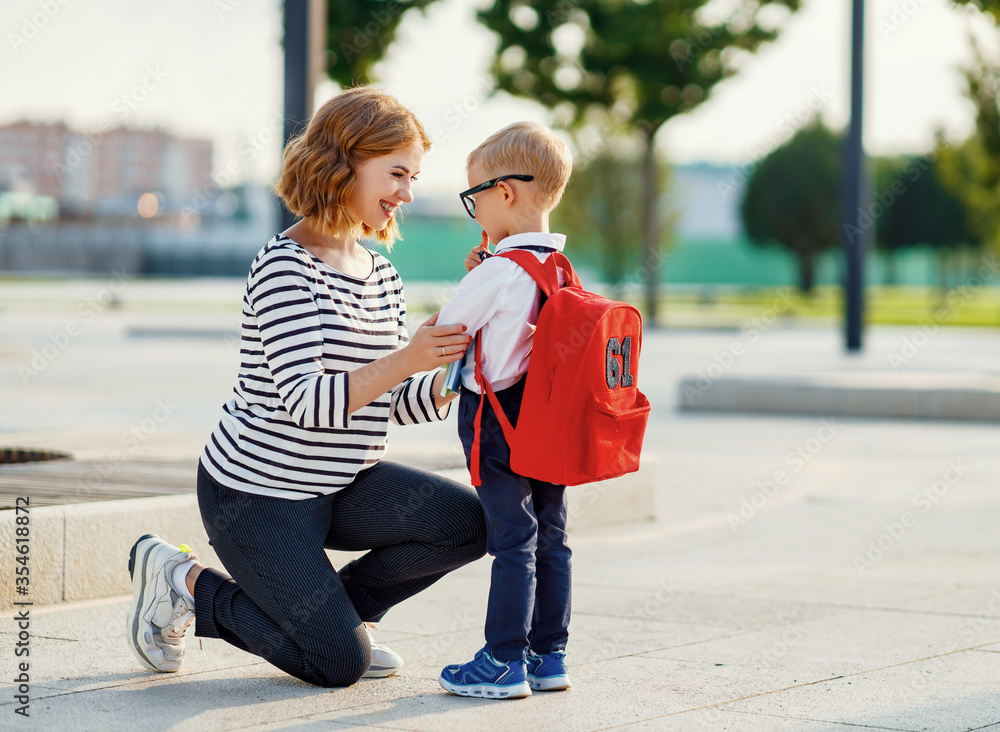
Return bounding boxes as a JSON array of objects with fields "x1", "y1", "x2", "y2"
[{"x1": 441, "y1": 347, "x2": 445, "y2": 358}]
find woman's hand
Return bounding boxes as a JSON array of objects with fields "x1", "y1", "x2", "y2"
[
  {"x1": 347, "y1": 312, "x2": 468, "y2": 415},
  {"x1": 464, "y1": 231, "x2": 491, "y2": 273},
  {"x1": 403, "y1": 312, "x2": 471, "y2": 373}
]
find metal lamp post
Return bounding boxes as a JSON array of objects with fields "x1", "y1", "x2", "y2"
[
  {"x1": 842, "y1": 0, "x2": 867, "y2": 352},
  {"x1": 280, "y1": 0, "x2": 326, "y2": 232}
]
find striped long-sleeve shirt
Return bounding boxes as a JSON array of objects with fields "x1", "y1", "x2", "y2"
[{"x1": 200, "y1": 234, "x2": 449, "y2": 500}]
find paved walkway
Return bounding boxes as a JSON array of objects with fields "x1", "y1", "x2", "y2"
[
  {"x1": 1, "y1": 280, "x2": 999, "y2": 730},
  {"x1": 3, "y1": 409, "x2": 1000, "y2": 730}
]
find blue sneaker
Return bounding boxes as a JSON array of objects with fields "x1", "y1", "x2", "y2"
[
  {"x1": 527, "y1": 650, "x2": 572, "y2": 691},
  {"x1": 439, "y1": 645, "x2": 532, "y2": 699}
]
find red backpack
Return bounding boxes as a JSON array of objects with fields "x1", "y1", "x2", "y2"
[{"x1": 470, "y1": 250, "x2": 651, "y2": 487}]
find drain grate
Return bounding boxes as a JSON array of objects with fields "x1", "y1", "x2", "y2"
[
  {"x1": 0, "y1": 448, "x2": 72, "y2": 464},
  {"x1": 0, "y1": 458, "x2": 195, "y2": 508}
]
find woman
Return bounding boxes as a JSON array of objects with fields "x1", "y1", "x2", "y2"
[{"x1": 125, "y1": 86, "x2": 486, "y2": 687}]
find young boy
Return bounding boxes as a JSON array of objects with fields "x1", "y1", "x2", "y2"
[{"x1": 437, "y1": 122, "x2": 574, "y2": 699}]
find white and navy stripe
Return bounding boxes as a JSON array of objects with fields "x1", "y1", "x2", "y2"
[{"x1": 201, "y1": 234, "x2": 448, "y2": 500}]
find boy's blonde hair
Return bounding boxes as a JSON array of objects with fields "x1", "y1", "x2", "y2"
[
  {"x1": 273, "y1": 86, "x2": 430, "y2": 249},
  {"x1": 467, "y1": 122, "x2": 573, "y2": 211}
]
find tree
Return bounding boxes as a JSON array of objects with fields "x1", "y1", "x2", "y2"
[
  {"x1": 872, "y1": 155, "x2": 906, "y2": 284},
  {"x1": 552, "y1": 144, "x2": 673, "y2": 298},
  {"x1": 879, "y1": 153, "x2": 976, "y2": 290},
  {"x1": 476, "y1": 0, "x2": 801, "y2": 325},
  {"x1": 327, "y1": 1, "x2": 440, "y2": 85},
  {"x1": 952, "y1": 0, "x2": 1000, "y2": 18},
  {"x1": 934, "y1": 2, "x2": 1000, "y2": 251},
  {"x1": 938, "y1": 131, "x2": 998, "y2": 245},
  {"x1": 933, "y1": 38, "x2": 1000, "y2": 256},
  {"x1": 741, "y1": 121, "x2": 840, "y2": 293}
]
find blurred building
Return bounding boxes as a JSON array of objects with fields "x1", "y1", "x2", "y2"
[
  {"x1": 668, "y1": 162, "x2": 746, "y2": 241},
  {"x1": 0, "y1": 121, "x2": 282, "y2": 276},
  {"x1": 0, "y1": 120, "x2": 212, "y2": 219}
]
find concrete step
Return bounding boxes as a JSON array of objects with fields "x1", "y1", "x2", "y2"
[
  {"x1": 679, "y1": 372, "x2": 1000, "y2": 421},
  {"x1": 0, "y1": 458, "x2": 656, "y2": 610}
]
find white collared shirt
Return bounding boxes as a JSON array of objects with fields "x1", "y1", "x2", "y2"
[{"x1": 438, "y1": 232, "x2": 567, "y2": 394}]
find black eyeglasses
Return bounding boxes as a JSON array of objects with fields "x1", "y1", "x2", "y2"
[{"x1": 459, "y1": 175, "x2": 534, "y2": 218}]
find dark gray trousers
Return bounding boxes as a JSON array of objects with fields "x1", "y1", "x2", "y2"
[{"x1": 193, "y1": 459, "x2": 487, "y2": 687}]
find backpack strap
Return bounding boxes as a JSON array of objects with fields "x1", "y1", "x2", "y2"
[
  {"x1": 470, "y1": 334, "x2": 516, "y2": 487},
  {"x1": 469, "y1": 250, "x2": 581, "y2": 486},
  {"x1": 497, "y1": 250, "x2": 582, "y2": 296},
  {"x1": 506, "y1": 245, "x2": 557, "y2": 253}
]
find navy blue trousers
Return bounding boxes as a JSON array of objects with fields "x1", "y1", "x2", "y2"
[
  {"x1": 458, "y1": 377, "x2": 572, "y2": 662},
  {"x1": 193, "y1": 460, "x2": 486, "y2": 687}
]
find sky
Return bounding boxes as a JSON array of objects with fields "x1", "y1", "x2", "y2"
[{"x1": 3, "y1": 0, "x2": 997, "y2": 199}]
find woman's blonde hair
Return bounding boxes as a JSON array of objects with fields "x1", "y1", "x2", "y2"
[{"x1": 273, "y1": 86, "x2": 431, "y2": 248}]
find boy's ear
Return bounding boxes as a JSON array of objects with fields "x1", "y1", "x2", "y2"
[{"x1": 499, "y1": 181, "x2": 515, "y2": 207}]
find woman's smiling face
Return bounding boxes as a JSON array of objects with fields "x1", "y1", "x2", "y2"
[{"x1": 349, "y1": 140, "x2": 424, "y2": 232}]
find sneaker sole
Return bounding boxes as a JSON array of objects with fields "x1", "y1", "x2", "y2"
[
  {"x1": 438, "y1": 676, "x2": 531, "y2": 699},
  {"x1": 363, "y1": 661, "x2": 403, "y2": 679},
  {"x1": 126, "y1": 534, "x2": 183, "y2": 673},
  {"x1": 528, "y1": 674, "x2": 572, "y2": 691}
]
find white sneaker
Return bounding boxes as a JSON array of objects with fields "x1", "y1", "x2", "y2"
[
  {"x1": 362, "y1": 622, "x2": 403, "y2": 678},
  {"x1": 126, "y1": 534, "x2": 197, "y2": 673}
]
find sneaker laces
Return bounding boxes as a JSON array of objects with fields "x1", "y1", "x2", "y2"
[
  {"x1": 362, "y1": 622, "x2": 381, "y2": 647},
  {"x1": 161, "y1": 600, "x2": 194, "y2": 645},
  {"x1": 364, "y1": 622, "x2": 400, "y2": 655}
]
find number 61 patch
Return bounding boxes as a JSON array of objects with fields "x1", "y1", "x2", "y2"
[{"x1": 605, "y1": 336, "x2": 634, "y2": 389}]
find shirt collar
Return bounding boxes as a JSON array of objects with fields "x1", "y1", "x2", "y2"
[{"x1": 494, "y1": 232, "x2": 566, "y2": 253}]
